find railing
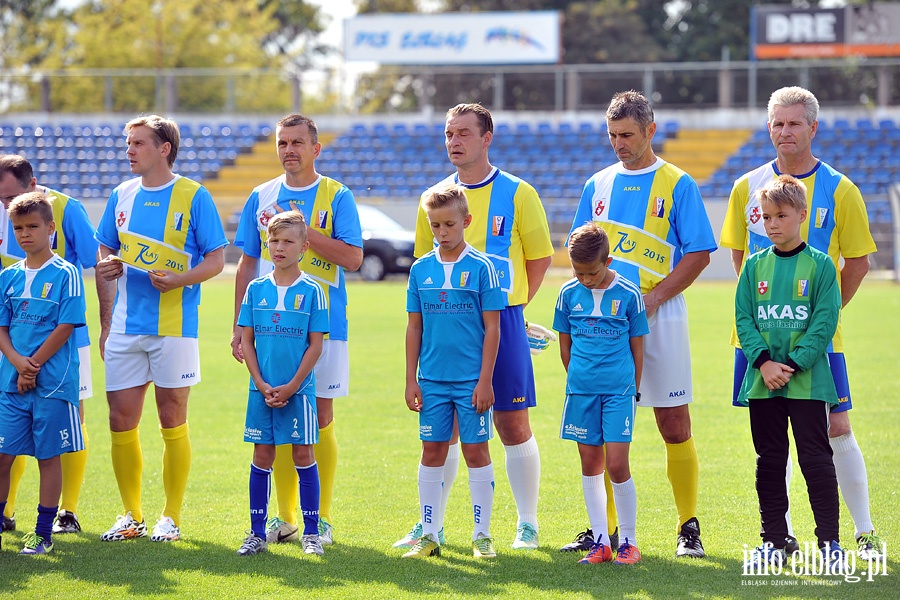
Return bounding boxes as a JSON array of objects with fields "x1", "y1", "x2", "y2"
[{"x1": 1, "y1": 57, "x2": 899, "y2": 115}]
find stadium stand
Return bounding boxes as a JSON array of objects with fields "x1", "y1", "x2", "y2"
[
  {"x1": 0, "y1": 121, "x2": 272, "y2": 203},
  {"x1": 0, "y1": 117, "x2": 893, "y2": 233}
]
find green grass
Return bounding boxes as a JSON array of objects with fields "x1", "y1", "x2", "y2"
[{"x1": 1, "y1": 274, "x2": 897, "y2": 599}]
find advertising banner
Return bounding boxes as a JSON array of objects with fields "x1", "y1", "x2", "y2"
[
  {"x1": 754, "y1": 3, "x2": 900, "y2": 59},
  {"x1": 344, "y1": 11, "x2": 561, "y2": 65}
]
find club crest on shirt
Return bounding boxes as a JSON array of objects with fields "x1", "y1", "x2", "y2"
[
  {"x1": 316, "y1": 210, "x2": 328, "y2": 229},
  {"x1": 758, "y1": 280, "x2": 769, "y2": 295},
  {"x1": 172, "y1": 212, "x2": 184, "y2": 231},
  {"x1": 594, "y1": 197, "x2": 607, "y2": 217},
  {"x1": 797, "y1": 279, "x2": 809, "y2": 297},
  {"x1": 294, "y1": 294, "x2": 304, "y2": 310},
  {"x1": 749, "y1": 205, "x2": 761, "y2": 224},
  {"x1": 459, "y1": 271, "x2": 470, "y2": 287},
  {"x1": 117, "y1": 211, "x2": 127, "y2": 227},
  {"x1": 651, "y1": 197, "x2": 666, "y2": 218},
  {"x1": 815, "y1": 207, "x2": 829, "y2": 229},
  {"x1": 41, "y1": 283, "x2": 53, "y2": 298},
  {"x1": 50, "y1": 231, "x2": 58, "y2": 250},
  {"x1": 491, "y1": 216, "x2": 505, "y2": 236},
  {"x1": 610, "y1": 299, "x2": 621, "y2": 316}
]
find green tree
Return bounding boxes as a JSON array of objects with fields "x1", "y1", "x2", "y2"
[
  {"x1": 260, "y1": 0, "x2": 330, "y2": 61},
  {"x1": 2, "y1": 0, "x2": 334, "y2": 114}
]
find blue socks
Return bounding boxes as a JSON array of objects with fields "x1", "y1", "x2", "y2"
[
  {"x1": 296, "y1": 463, "x2": 320, "y2": 536},
  {"x1": 249, "y1": 463, "x2": 272, "y2": 538},
  {"x1": 36, "y1": 504, "x2": 57, "y2": 541}
]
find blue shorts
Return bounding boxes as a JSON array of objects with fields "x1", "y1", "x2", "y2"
[
  {"x1": 493, "y1": 305, "x2": 536, "y2": 411},
  {"x1": 244, "y1": 389, "x2": 318, "y2": 446},
  {"x1": 732, "y1": 349, "x2": 852, "y2": 412},
  {"x1": 419, "y1": 379, "x2": 493, "y2": 445},
  {"x1": 560, "y1": 393, "x2": 636, "y2": 446},
  {"x1": 0, "y1": 392, "x2": 84, "y2": 459}
]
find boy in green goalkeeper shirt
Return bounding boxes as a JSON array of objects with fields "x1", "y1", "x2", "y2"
[{"x1": 735, "y1": 175, "x2": 845, "y2": 570}]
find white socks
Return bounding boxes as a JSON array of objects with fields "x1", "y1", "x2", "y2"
[
  {"x1": 505, "y1": 435, "x2": 541, "y2": 528},
  {"x1": 418, "y1": 464, "x2": 444, "y2": 539},
  {"x1": 583, "y1": 473, "x2": 609, "y2": 546},
  {"x1": 830, "y1": 431, "x2": 874, "y2": 536},
  {"x1": 468, "y1": 464, "x2": 494, "y2": 540},
  {"x1": 612, "y1": 478, "x2": 637, "y2": 545},
  {"x1": 440, "y1": 442, "x2": 461, "y2": 518}
]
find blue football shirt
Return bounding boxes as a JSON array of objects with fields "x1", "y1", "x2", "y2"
[
  {"x1": 0, "y1": 254, "x2": 86, "y2": 402},
  {"x1": 238, "y1": 272, "x2": 329, "y2": 391},
  {"x1": 553, "y1": 272, "x2": 649, "y2": 395},
  {"x1": 406, "y1": 244, "x2": 506, "y2": 382},
  {"x1": 0, "y1": 186, "x2": 97, "y2": 348}
]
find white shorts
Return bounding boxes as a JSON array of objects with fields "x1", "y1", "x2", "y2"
[
  {"x1": 78, "y1": 345, "x2": 92, "y2": 401},
  {"x1": 315, "y1": 339, "x2": 349, "y2": 398},
  {"x1": 104, "y1": 333, "x2": 201, "y2": 391},
  {"x1": 638, "y1": 293, "x2": 694, "y2": 408}
]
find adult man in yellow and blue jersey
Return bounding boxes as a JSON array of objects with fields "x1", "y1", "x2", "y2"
[
  {"x1": 94, "y1": 115, "x2": 227, "y2": 544},
  {"x1": 568, "y1": 90, "x2": 717, "y2": 558},
  {"x1": 231, "y1": 113, "x2": 363, "y2": 547},
  {"x1": 721, "y1": 86, "x2": 882, "y2": 560},
  {"x1": 396, "y1": 103, "x2": 554, "y2": 551},
  {"x1": 0, "y1": 154, "x2": 111, "y2": 536}
]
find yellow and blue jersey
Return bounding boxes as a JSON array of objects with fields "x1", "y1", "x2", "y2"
[
  {"x1": 406, "y1": 244, "x2": 505, "y2": 383},
  {"x1": 0, "y1": 254, "x2": 86, "y2": 403},
  {"x1": 553, "y1": 273, "x2": 649, "y2": 396},
  {"x1": 237, "y1": 271, "x2": 329, "y2": 391},
  {"x1": 415, "y1": 169, "x2": 554, "y2": 307},
  {"x1": 95, "y1": 176, "x2": 228, "y2": 338},
  {"x1": 0, "y1": 186, "x2": 97, "y2": 349},
  {"x1": 570, "y1": 158, "x2": 718, "y2": 295},
  {"x1": 234, "y1": 174, "x2": 362, "y2": 342},
  {"x1": 721, "y1": 160, "x2": 877, "y2": 350}
]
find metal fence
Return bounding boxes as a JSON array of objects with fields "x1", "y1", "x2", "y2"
[{"x1": 2, "y1": 57, "x2": 899, "y2": 115}]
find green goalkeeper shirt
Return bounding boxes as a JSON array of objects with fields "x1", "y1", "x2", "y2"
[{"x1": 735, "y1": 241, "x2": 841, "y2": 404}]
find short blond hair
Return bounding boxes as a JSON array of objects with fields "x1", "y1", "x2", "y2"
[
  {"x1": 267, "y1": 211, "x2": 308, "y2": 242},
  {"x1": 423, "y1": 183, "x2": 469, "y2": 217},
  {"x1": 758, "y1": 174, "x2": 808, "y2": 212}
]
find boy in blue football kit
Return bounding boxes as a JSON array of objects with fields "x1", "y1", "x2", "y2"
[
  {"x1": 735, "y1": 175, "x2": 844, "y2": 570},
  {"x1": 232, "y1": 114, "x2": 363, "y2": 547},
  {"x1": 404, "y1": 184, "x2": 505, "y2": 559},
  {"x1": 237, "y1": 211, "x2": 329, "y2": 557},
  {"x1": 0, "y1": 153, "x2": 108, "y2": 536},
  {"x1": 0, "y1": 192, "x2": 86, "y2": 554},
  {"x1": 554, "y1": 223, "x2": 648, "y2": 565}
]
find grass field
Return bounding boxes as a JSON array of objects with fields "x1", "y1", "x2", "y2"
[{"x1": 1, "y1": 273, "x2": 897, "y2": 599}]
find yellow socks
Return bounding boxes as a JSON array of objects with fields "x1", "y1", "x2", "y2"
[
  {"x1": 315, "y1": 420, "x2": 338, "y2": 523},
  {"x1": 4, "y1": 455, "x2": 26, "y2": 517},
  {"x1": 604, "y1": 468, "x2": 618, "y2": 537},
  {"x1": 110, "y1": 428, "x2": 143, "y2": 522},
  {"x1": 273, "y1": 444, "x2": 299, "y2": 526},
  {"x1": 60, "y1": 423, "x2": 89, "y2": 514},
  {"x1": 666, "y1": 437, "x2": 699, "y2": 530},
  {"x1": 160, "y1": 423, "x2": 191, "y2": 527}
]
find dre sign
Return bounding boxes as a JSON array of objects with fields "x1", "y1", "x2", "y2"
[{"x1": 764, "y1": 11, "x2": 841, "y2": 44}]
